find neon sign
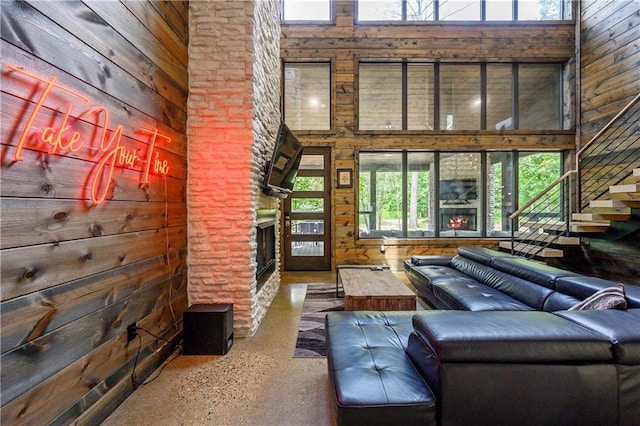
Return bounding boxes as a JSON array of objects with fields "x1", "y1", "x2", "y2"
[{"x1": 5, "y1": 65, "x2": 171, "y2": 205}]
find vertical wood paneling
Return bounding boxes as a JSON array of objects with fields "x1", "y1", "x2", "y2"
[{"x1": 0, "y1": 0, "x2": 188, "y2": 423}]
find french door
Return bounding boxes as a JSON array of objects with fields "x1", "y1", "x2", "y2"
[{"x1": 283, "y1": 147, "x2": 331, "y2": 271}]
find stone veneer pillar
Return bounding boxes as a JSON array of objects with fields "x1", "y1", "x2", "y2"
[{"x1": 188, "y1": 0, "x2": 281, "y2": 337}]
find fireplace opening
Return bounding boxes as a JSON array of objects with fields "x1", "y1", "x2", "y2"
[
  {"x1": 440, "y1": 208, "x2": 477, "y2": 231},
  {"x1": 256, "y1": 210, "x2": 277, "y2": 293}
]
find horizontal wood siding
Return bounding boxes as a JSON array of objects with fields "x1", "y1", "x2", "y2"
[
  {"x1": 281, "y1": 0, "x2": 575, "y2": 271},
  {"x1": 0, "y1": 0, "x2": 188, "y2": 423}
]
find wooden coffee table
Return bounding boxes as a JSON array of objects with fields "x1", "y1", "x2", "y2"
[{"x1": 336, "y1": 265, "x2": 416, "y2": 311}]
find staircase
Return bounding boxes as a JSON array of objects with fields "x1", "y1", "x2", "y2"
[{"x1": 505, "y1": 93, "x2": 640, "y2": 260}]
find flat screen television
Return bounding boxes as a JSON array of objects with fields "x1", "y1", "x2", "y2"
[
  {"x1": 440, "y1": 178, "x2": 478, "y2": 202},
  {"x1": 262, "y1": 122, "x2": 303, "y2": 198}
]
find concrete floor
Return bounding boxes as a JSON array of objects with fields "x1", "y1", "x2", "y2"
[{"x1": 101, "y1": 272, "x2": 335, "y2": 426}]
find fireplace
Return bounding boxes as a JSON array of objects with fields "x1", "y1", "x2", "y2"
[
  {"x1": 441, "y1": 208, "x2": 477, "y2": 231},
  {"x1": 256, "y1": 209, "x2": 277, "y2": 293}
]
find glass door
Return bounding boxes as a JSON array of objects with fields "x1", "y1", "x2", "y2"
[{"x1": 283, "y1": 147, "x2": 331, "y2": 271}]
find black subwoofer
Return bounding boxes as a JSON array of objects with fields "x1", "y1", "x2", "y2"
[{"x1": 183, "y1": 303, "x2": 233, "y2": 355}]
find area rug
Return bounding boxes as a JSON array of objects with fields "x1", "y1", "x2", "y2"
[{"x1": 293, "y1": 283, "x2": 343, "y2": 358}]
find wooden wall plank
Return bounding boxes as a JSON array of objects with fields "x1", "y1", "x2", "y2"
[
  {"x1": 121, "y1": 0, "x2": 189, "y2": 68},
  {"x1": 0, "y1": 145, "x2": 186, "y2": 203},
  {"x1": 0, "y1": 198, "x2": 186, "y2": 249},
  {"x1": 25, "y1": 1, "x2": 188, "y2": 108},
  {"x1": 1, "y1": 2, "x2": 186, "y2": 132},
  {"x1": 1, "y1": 226, "x2": 186, "y2": 301},
  {"x1": 1, "y1": 49, "x2": 188, "y2": 154},
  {"x1": 1, "y1": 0, "x2": 188, "y2": 422},
  {"x1": 1, "y1": 274, "x2": 179, "y2": 404},
  {"x1": 2, "y1": 290, "x2": 186, "y2": 421},
  {"x1": 0, "y1": 251, "x2": 186, "y2": 352},
  {"x1": 83, "y1": 0, "x2": 188, "y2": 86},
  {"x1": 150, "y1": 1, "x2": 189, "y2": 44}
]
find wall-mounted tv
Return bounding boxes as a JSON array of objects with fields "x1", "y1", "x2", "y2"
[
  {"x1": 262, "y1": 122, "x2": 303, "y2": 198},
  {"x1": 440, "y1": 178, "x2": 478, "y2": 202}
]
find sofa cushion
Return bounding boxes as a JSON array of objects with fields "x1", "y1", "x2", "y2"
[
  {"x1": 554, "y1": 309, "x2": 640, "y2": 364},
  {"x1": 432, "y1": 280, "x2": 533, "y2": 311},
  {"x1": 326, "y1": 312, "x2": 437, "y2": 426},
  {"x1": 410, "y1": 255, "x2": 454, "y2": 266},
  {"x1": 451, "y1": 256, "x2": 553, "y2": 310},
  {"x1": 492, "y1": 256, "x2": 582, "y2": 289},
  {"x1": 541, "y1": 291, "x2": 581, "y2": 312},
  {"x1": 555, "y1": 275, "x2": 618, "y2": 298},
  {"x1": 412, "y1": 265, "x2": 470, "y2": 290},
  {"x1": 457, "y1": 246, "x2": 512, "y2": 266},
  {"x1": 623, "y1": 284, "x2": 640, "y2": 308},
  {"x1": 568, "y1": 284, "x2": 627, "y2": 311},
  {"x1": 411, "y1": 310, "x2": 613, "y2": 363}
]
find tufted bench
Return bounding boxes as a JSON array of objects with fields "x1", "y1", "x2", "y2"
[{"x1": 325, "y1": 311, "x2": 436, "y2": 426}]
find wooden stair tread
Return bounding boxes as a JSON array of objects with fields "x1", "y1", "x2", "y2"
[
  {"x1": 521, "y1": 221, "x2": 566, "y2": 231},
  {"x1": 589, "y1": 199, "x2": 640, "y2": 208},
  {"x1": 569, "y1": 221, "x2": 609, "y2": 233},
  {"x1": 609, "y1": 191, "x2": 640, "y2": 201},
  {"x1": 634, "y1": 168, "x2": 640, "y2": 177},
  {"x1": 609, "y1": 183, "x2": 640, "y2": 193},
  {"x1": 498, "y1": 241, "x2": 563, "y2": 257},
  {"x1": 514, "y1": 231, "x2": 580, "y2": 245},
  {"x1": 572, "y1": 212, "x2": 629, "y2": 221}
]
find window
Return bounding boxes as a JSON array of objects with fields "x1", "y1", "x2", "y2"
[
  {"x1": 359, "y1": 63, "x2": 402, "y2": 130},
  {"x1": 407, "y1": 0, "x2": 436, "y2": 20},
  {"x1": 439, "y1": 64, "x2": 481, "y2": 130},
  {"x1": 519, "y1": 64, "x2": 562, "y2": 130},
  {"x1": 282, "y1": 0, "x2": 331, "y2": 21},
  {"x1": 283, "y1": 63, "x2": 331, "y2": 130},
  {"x1": 440, "y1": 0, "x2": 480, "y2": 21},
  {"x1": 439, "y1": 153, "x2": 482, "y2": 237},
  {"x1": 487, "y1": 152, "x2": 514, "y2": 237},
  {"x1": 357, "y1": 0, "x2": 569, "y2": 21},
  {"x1": 407, "y1": 64, "x2": 435, "y2": 130},
  {"x1": 518, "y1": 152, "x2": 562, "y2": 208},
  {"x1": 359, "y1": 61, "x2": 564, "y2": 131},
  {"x1": 408, "y1": 152, "x2": 435, "y2": 236},
  {"x1": 358, "y1": 150, "x2": 563, "y2": 238},
  {"x1": 486, "y1": 0, "x2": 513, "y2": 20},
  {"x1": 359, "y1": 152, "x2": 403, "y2": 237},
  {"x1": 487, "y1": 64, "x2": 513, "y2": 130},
  {"x1": 358, "y1": 0, "x2": 402, "y2": 21},
  {"x1": 518, "y1": 0, "x2": 563, "y2": 20}
]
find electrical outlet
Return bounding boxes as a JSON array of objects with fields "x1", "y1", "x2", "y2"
[{"x1": 127, "y1": 323, "x2": 137, "y2": 342}]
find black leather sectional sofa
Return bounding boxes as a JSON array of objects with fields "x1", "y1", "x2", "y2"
[{"x1": 325, "y1": 247, "x2": 640, "y2": 425}]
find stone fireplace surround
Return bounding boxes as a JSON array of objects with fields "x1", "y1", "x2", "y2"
[{"x1": 187, "y1": 0, "x2": 282, "y2": 337}]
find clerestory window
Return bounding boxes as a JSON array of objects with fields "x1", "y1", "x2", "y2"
[
  {"x1": 358, "y1": 61, "x2": 563, "y2": 131},
  {"x1": 356, "y1": 0, "x2": 568, "y2": 22},
  {"x1": 282, "y1": 0, "x2": 332, "y2": 21}
]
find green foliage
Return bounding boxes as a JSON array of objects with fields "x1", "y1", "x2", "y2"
[
  {"x1": 537, "y1": 0, "x2": 561, "y2": 20},
  {"x1": 518, "y1": 153, "x2": 561, "y2": 206}
]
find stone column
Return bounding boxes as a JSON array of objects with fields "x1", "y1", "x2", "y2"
[{"x1": 187, "y1": 0, "x2": 281, "y2": 337}]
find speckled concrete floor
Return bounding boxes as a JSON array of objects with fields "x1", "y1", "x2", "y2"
[{"x1": 101, "y1": 272, "x2": 335, "y2": 426}]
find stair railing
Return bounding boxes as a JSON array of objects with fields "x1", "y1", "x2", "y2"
[
  {"x1": 508, "y1": 171, "x2": 575, "y2": 258},
  {"x1": 509, "y1": 92, "x2": 640, "y2": 258},
  {"x1": 577, "y1": 92, "x2": 640, "y2": 210}
]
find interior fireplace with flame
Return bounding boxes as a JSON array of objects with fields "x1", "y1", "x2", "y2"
[
  {"x1": 256, "y1": 209, "x2": 277, "y2": 293},
  {"x1": 441, "y1": 208, "x2": 477, "y2": 231}
]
